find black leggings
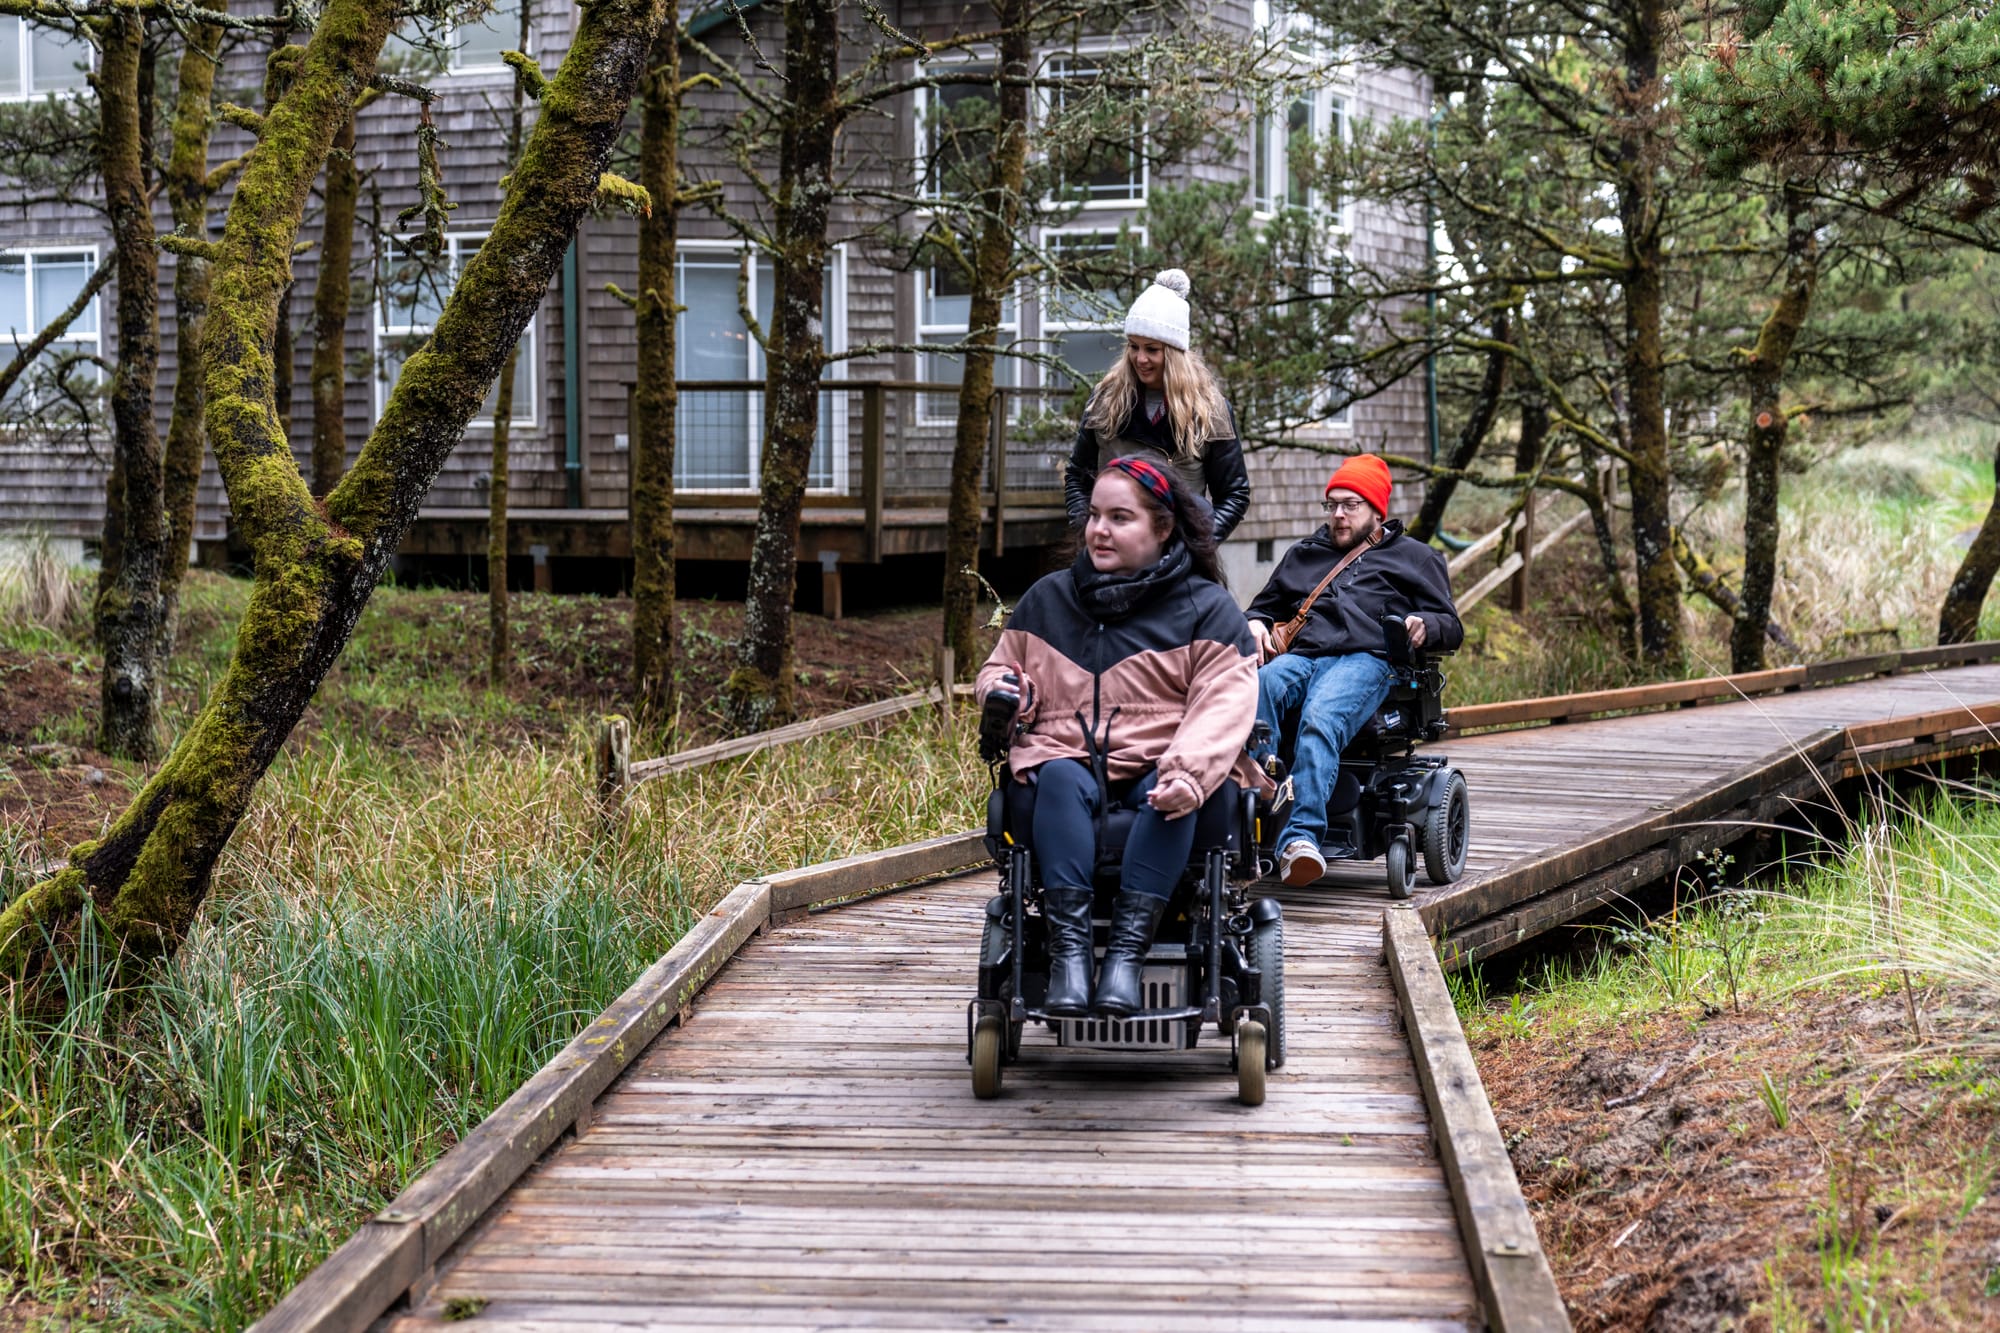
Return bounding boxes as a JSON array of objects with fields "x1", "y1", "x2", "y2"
[{"x1": 1029, "y1": 759, "x2": 1196, "y2": 902}]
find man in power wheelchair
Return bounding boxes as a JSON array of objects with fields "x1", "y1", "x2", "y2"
[
  {"x1": 1247, "y1": 454, "x2": 1470, "y2": 898},
  {"x1": 966, "y1": 457, "x2": 1284, "y2": 1104}
]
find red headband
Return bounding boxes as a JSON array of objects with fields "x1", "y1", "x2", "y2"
[{"x1": 1106, "y1": 455, "x2": 1174, "y2": 506}]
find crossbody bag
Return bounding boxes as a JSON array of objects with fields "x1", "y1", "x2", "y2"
[{"x1": 1269, "y1": 526, "x2": 1389, "y2": 655}]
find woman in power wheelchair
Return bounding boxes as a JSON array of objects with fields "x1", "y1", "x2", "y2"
[{"x1": 968, "y1": 457, "x2": 1283, "y2": 1104}]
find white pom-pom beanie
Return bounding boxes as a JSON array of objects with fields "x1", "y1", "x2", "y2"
[{"x1": 1123, "y1": 269, "x2": 1192, "y2": 350}]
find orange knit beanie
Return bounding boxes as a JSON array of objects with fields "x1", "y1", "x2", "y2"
[{"x1": 1325, "y1": 454, "x2": 1392, "y2": 518}]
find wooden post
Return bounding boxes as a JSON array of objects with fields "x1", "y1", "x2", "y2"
[
  {"x1": 989, "y1": 389, "x2": 1008, "y2": 558},
  {"x1": 594, "y1": 714, "x2": 631, "y2": 826},
  {"x1": 861, "y1": 382, "x2": 884, "y2": 565},
  {"x1": 935, "y1": 642, "x2": 955, "y2": 717},
  {"x1": 1508, "y1": 490, "x2": 1536, "y2": 614},
  {"x1": 818, "y1": 550, "x2": 842, "y2": 621}
]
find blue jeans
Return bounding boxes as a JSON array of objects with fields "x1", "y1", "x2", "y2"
[
  {"x1": 1255, "y1": 653, "x2": 1396, "y2": 850},
  {"x1": 1029, "y1": 759, "x2": 1195, "y2": 902}
]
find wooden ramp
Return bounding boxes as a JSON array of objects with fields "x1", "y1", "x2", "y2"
[{"x1": 256, "y1": 651, "x2": 2000, "y2": 1333}]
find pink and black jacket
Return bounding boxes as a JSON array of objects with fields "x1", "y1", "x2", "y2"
[{"x1": 975, "y1": 547, "x2": 1272, "y2": 803}]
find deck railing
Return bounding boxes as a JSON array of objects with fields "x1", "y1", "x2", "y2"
[{"x1": 646, "y1": 380, "x2": 1076, "y2": 560}]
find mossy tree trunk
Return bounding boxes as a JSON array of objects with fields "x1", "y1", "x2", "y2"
[
  {"x1": 0, "y1": 0, "x2": 668, "y2": 981},
  {"x1": 487, "y1": 0, "x2": 535, "y2": 688},
  {"x1": 310, "y1": 112, "x2": 358, "y2": 496},
  {"x1": 723, "y1": 0, "x2": 838, "y2": 734},
  {"x1": 940, "y1": 9, "x2": 1029, "y2": 680},
  {"x1": 1408, "y1": 307, "x2": 1510, "y2": 545},
  {"x1": 1732, "y1": 182, "x2": 1817, "y2": 672},
  {"x1": 1616, "y1": 0, "x2": 1683, "y2": 674},
  {"x1": 631, "y1": 25, "x2": 683, "y2": 737},
  {"x1": 1941, "y1": 438, "x2": 2000, "y2": 643},
  {"x1": 159, "y1": 21, "x2": 223, "y2": 664},
  {"x1": 94, "y1": 8, "x2": 167, "y2": 761}
]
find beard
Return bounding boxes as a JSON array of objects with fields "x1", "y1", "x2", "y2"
[{"x1": 1328, "y1": 514, "x2": 1380, "y2": 551}]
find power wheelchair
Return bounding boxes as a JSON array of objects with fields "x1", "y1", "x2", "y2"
[
  {"x1": 1256, "y1": 615, "x2": 1471, "y2": 899},
  {"x1": 967, "y1": 694, "x2": 1286, "y2": 1107}
]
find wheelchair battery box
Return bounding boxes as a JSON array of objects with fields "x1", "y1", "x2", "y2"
[{"x1": 1055, "y1": 947, "x2": 1190, "y2": 1052}]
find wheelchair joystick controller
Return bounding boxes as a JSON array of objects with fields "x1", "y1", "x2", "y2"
[{"x1": 978, "y1": 673, "x2": 1022, "y2": 765}]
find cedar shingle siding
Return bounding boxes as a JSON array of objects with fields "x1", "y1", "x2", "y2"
[{"x1": 1, "y1": 2, "x2": 1430, "y2": 567}]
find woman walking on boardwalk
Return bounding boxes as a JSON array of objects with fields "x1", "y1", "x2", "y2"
[{"x1": 1063, "y1": 269, "x2": 1252, "y2": 543}]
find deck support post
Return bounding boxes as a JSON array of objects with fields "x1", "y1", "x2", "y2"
[
  {"x1": 818, "y1": 550, "x2": 843, "y2": 621},
  {"x1": 1509, "y1": 490, "x2": 1535, "y2": 613}
]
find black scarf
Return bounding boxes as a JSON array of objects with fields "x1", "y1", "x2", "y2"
[{"x1": 1071, "y1": 540, "x2": 1192, "y2": 622}]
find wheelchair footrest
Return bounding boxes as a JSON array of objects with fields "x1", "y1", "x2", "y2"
[{"x1": 1053, "y1": 962, "x2": 1190, "y2": 1051}]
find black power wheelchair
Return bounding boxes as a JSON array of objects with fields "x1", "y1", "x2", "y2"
[
  {"x1": 967, "y1": 693, "x2": 1286, "y2": 1106},
  {"x1": 1256, "y1": 615, "x2": 1471, "y2": 899}
]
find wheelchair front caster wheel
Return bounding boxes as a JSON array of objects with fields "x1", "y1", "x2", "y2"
[
  {"x1": 1235, "y1": 1020, "x2": 1268, "y2": 1106},
  {"x1": 971, "y1": 1016, "x2": 1005, "y2": 1099},
  {"x1": 1386, "y1": 837, "x2": 1414, "y2": 900}
]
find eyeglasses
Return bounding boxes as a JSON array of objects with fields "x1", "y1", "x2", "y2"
[{"x1": 1320, "y1": 498, "x2": 1370, "y2": 516}]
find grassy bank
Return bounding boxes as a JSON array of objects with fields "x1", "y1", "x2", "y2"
[
  {"x1": 0, "y1": 554, "x2": 990, "y2": 1328},
  {"x1": 1458, "y1": 788, "x2": 2000, "y2": 1330}
]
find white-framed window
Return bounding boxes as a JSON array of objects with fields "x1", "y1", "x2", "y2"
[
  {"x1": 0, "y1": 246, "x2": 100, "y2": 419},
  {"x1": 448, "y1": 0, "x2": 525, "y2": 73},
  {"x1": 380, "y1": 0, "x2": 525, "y2": 79},
  {"x1": 1037, "y1": 228, "x2": 1140, "y2": 393},
  {"x1": 1251, "y1": 88, "x2": 1345, "y2": 221},
  {"x1": 0, "y1": 16, "x2": 90, "y2": 99},
  {"x1": 914, "y1": 60, "x2": 998, "y2": 201},
  {"x1": 674, "y1": 241, "x2": 848, "y2": 492},
  {"x1": 374, "y1": 231, "x2": 537, "y2": 429},
  {"x1": 917, "y1": 262, "x2": 1018, "y2": 424},
  {"x1": 1044, "y1": 52, "x2": 1145, "y2": 206}
]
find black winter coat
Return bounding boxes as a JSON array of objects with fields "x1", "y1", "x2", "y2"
[
  {"x1": 1245, "y1": 520, "x2": 1463, "y2": 659},
  {"x1": 1063, "y1": 397, "x2": 1252, "y2": 542}
]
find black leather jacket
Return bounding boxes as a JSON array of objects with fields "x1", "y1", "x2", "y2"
[{"x1": 1063, "y1": 398, "x2": 1252, "y2": 543}]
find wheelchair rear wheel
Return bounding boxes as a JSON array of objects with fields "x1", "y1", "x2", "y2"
[
  {"x1": 1422, "y1": 770, "x2": 1470, "y2": 885},
  {"x1": 1250, "y1": 916, "x2": 1286, "y2": 1069}
]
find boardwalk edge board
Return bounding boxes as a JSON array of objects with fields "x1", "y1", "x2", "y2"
[{"x1": 1384, "y1": 907, "x2": 1573, "y2": 1333}]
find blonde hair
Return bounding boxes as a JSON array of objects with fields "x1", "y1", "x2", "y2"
[{"x1": 1084, "y1": 341, "x2": 1230, "y2": 462}]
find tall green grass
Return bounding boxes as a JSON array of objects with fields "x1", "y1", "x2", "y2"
[
  {"x1": 1451, "y1": 784, "x2": 2000, "y2": 1043},
  {"x1": 0, "y1": 709, "x2": 987, "y2": 1327}
]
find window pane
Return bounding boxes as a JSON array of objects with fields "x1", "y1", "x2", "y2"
[
  {"x1": 454, "y1": 0, "x2": 519, "y2": 69},
  {"x1": 1286, "y1": 97, "x2": 1312, "y2": 208},
  {"x1": 478, "y1": 327, "x2": 533, "y2": 420},
  {"x1": 1253, "y1": 110, "x2": 1271, "y2": 210},
  {"x1": 676, "y1": 254, "x2": 752, "y2": 487},
  {"x1": 0, "y1": 256, "x2": 26, "y2": 339},
  {"x1": 383, "y1": 243, "x2": 449, "y2": 329},
  {"x1": 1049, "y1": 57, "x2": 1142, "y2": 202},
  {"x1": 0, "y1": 19, "x2": 22, "y2": 96},
  {"x1": 33, "y1": 252, "x2": 93, "y2": 333},
  {"x1": 380, "y1": 22, "x2": 449, "y2": 77},
  {"x1": 29, "y1": 21, "x2": 89, "y2": 91},
  {"x1": 1044, "y1": 236, "x2": 1123, "y2": 327},
  {"x1": 925, "y1": 67, "x2": 996, "y2": 197},
  {"x1": 1051, "y1": 329, "x2": 1123, "y2": 392}
]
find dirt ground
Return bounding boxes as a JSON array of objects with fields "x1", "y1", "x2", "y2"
[{"x1": 1478, "y1": 993, "x2": 2000, "y2": 1329}]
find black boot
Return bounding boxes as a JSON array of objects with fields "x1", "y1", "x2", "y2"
[
  {"x1": 1039, "y1": 888, "x2": 1096, "y2": 1016},
  {"x1": 1095, "y1": 892, "x2": 1168, "y2": 1018}
]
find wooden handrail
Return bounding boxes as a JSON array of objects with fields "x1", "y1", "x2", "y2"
[{"x1": 1445, "y1": 639, "x2": 2000, "y2": 734}]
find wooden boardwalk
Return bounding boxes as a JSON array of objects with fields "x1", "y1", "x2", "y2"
[{"x1": 257, "y1": 653, "x2": 2000, "y2": 1333}]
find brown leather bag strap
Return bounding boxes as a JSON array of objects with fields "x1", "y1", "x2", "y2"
[{"x1": 1271, "y1": 526, "x2": 1386, "y2": 653}]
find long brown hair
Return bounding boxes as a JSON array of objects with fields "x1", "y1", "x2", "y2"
[{"x1": 1084, "y1": 341, "x2": 1230, "y2": 462}]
